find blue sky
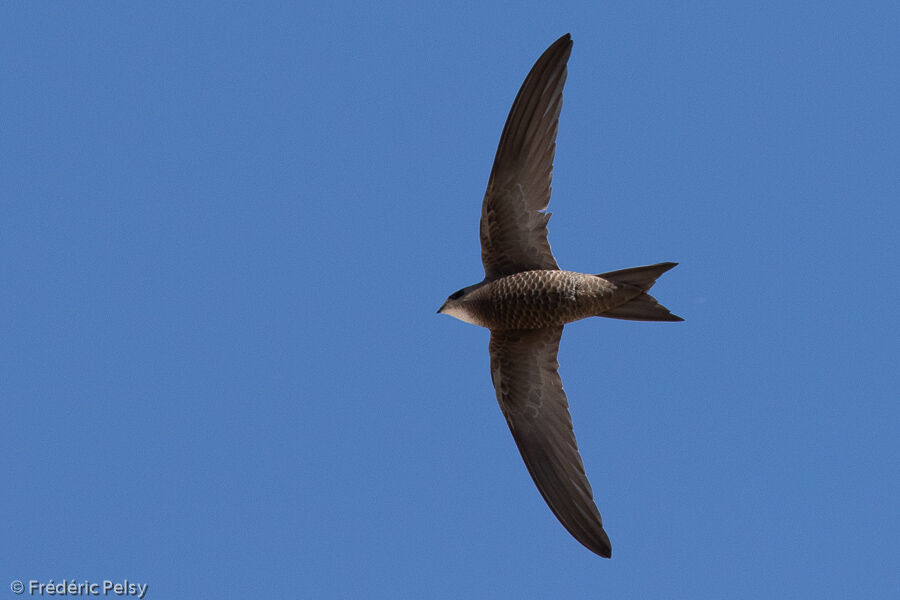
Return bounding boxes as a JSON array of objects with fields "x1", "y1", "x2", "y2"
[{"x1": 2, "y1": 2, "x2": 898, "y2": 598}]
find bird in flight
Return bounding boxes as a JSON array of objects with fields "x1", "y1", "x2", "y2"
[{"x1": 438, "y1": 33, "x2": 682, "y2": 558}]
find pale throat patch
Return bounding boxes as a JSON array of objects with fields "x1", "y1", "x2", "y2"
[{"x1": 441, "y1": 303, "x2": 482, "y2": 326}]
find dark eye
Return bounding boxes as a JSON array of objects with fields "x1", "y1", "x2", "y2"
[{"x1": 449, "y1": 289, "x2": 465, "y2": 300}]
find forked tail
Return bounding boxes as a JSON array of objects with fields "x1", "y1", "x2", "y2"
[{"x1": 596, "y1": 262, "x2": 683, "y2": 322}]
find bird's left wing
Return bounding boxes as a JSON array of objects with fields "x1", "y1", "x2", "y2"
[
  {"x1": 488, "y1": 326, "x2": 612, "y2": 558},
  {"x1": 479, "y1": 34, "x2": 571, "y2": 279}
]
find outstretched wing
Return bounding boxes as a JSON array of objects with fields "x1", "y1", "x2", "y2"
[
  {"x1": 480, "y1": 34, "x2": 572, "y2": 279},
  {"x1": 488, "y1": 326, "x2": 612, "y2": 558}
]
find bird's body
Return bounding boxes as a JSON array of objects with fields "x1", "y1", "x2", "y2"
[
  {"x1": 443, "y1": 267, "x2": 678, "y2": 330},
  {"x1": 438, "y1": 33, "x2": 682, "y2": 558}
]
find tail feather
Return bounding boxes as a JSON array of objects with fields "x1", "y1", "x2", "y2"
[
  {"x1": 596, "y1": 262, "x2": 678, "y2": 291},
  {"x1": 600, "y1": 293, "x2": 683, "y2": 321},
  {"x1": 597, "y1": 262, "x2": 683, "y2": 322}
]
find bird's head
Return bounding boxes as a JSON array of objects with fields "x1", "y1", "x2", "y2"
[{"x1": 437, "y1": 283, "x2": 483, "y2": 326}]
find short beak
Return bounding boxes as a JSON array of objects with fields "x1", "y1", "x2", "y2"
[{"x1": 436, "y1": 302, "x2": 446, "y2": 314}]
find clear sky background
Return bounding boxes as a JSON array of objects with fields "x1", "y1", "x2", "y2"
[{"x1": 2, "y1": 2, "x2": 898, "y2": 599}]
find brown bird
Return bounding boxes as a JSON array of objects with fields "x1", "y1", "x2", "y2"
[{"x1": 437, "y1": 33, "x2": 682, "y2": 558}]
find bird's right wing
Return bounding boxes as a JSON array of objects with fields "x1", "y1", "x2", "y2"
[
  {"x1": 488, "y1": 326, "x2": 612, "y2": 558},
  {"x1": 479, "y1": 34, "x2": 572, "y2": 279}
]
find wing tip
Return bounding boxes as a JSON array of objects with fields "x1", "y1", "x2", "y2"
[
  {"x1": 574, "y1": 523, "x2": 613, "y2": 558},
  {"x1": 550, "y1": 33, "x2": 573, "y2": 58},
  {"x1": 592, "y1": 536, "x2": 613, "y2": 559}
]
